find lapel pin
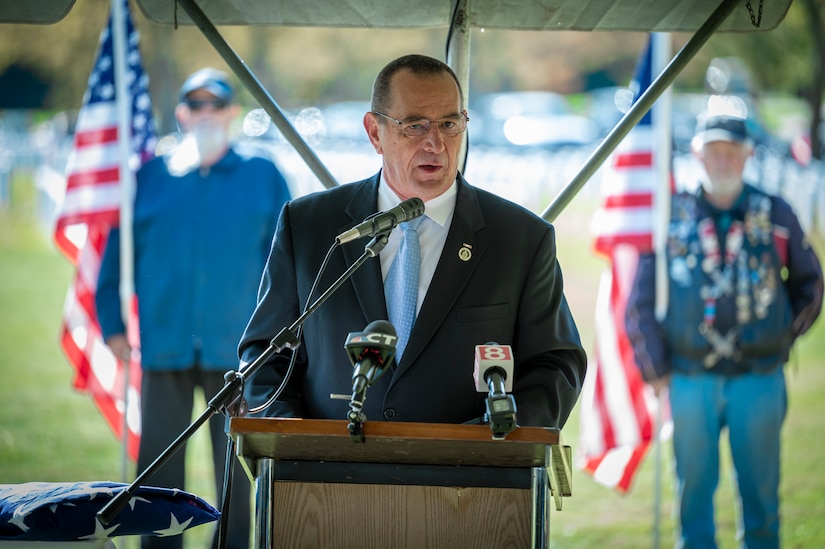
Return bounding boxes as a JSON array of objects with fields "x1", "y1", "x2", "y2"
[{"x1": 458, "y1": 243, "x2": 472, "y2": 262}]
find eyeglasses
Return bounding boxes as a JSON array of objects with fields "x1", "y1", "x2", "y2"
[
  {"x1": 185, "y1": 97, "x2": 229, "y2": 111},
  {"x1": 372, "y1": 111, "x2": 469, "y2": 137}
]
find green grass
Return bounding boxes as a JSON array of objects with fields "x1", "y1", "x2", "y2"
[{"x1": 1, "y1": 175, "x2": 824, "y2": 548}]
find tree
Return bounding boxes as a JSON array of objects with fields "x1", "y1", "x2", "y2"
[
  {"x1": 681, "y1": 0, "x2": 823, "y2": 158},
  {"x1": 801, "y1": 0, "x2": 824, "y2": 159}
]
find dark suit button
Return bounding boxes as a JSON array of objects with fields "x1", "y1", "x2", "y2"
[{"x1": 383, "y1": 408, "x2": 396, "y2": 419}]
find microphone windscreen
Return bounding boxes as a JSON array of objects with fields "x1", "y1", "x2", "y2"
[
  {"x1": 364, "y1": 319, "x2": 397, "y2": 337},
  {"x1": 473, "y1": 344, "x2": 515, "y2": 392}
]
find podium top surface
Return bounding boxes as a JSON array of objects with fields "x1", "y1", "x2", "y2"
[{"x1": 231, "y1": 418, "x2": 560, "y2": 468}]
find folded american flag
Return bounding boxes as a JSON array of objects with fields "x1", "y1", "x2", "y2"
[{"x1": 0, "y1": 481, "x2": 219, "y2": 541}]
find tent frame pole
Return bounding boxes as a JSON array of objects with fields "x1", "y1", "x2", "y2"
[
  {"x1": 541, "y1": 0, "x2": 741, "y2": 222},
  {"x1": 175, "y1": 0, "x2": 339, "y2": 189}
]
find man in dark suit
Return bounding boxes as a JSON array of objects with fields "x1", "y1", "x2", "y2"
[{"x1": 239, "y1": 54, "x2": 586, "y2": 429}]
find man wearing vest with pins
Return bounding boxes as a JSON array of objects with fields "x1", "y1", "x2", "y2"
[{"x1": 625, "y1": 114, "x2": 823, "y2": 549}]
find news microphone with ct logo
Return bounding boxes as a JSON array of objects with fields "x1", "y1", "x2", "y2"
[
  {"x1": 343, "y1": 320, "x2": 397, "y2": 442},
  {"x1": 474, "y1": 343, "x2": 518, "y2": 439},
  {"x1": 335, "y1": 197, "x2": 425, "y2": 244},
  {"x1": 345, "y1": 320, "x2": 398, "y2": 397}
]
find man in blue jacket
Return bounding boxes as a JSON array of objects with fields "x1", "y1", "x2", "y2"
[
  {"x1": 97, "y1": 68, "x2": 291, "y2": 549},
  {"x1": 625, "y1": 114, "x2": 823, "y2": 549}
]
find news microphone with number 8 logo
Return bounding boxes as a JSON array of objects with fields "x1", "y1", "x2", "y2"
[
  {"x1": 473, "y1": 343, "x2": 514, "y2": 392},
  {"x1": 474, "y1": 343, "x2": 517, "y2": 439}
]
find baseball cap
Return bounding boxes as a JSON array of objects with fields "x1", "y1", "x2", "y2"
[
  {"x1": 693, "y1": 114, "x2": 751, "y2": 147},
  {"x1": 178, "y1": 68, "x2": 234, "y2": 103}
]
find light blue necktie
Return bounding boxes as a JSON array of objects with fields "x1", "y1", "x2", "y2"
[{"x1": 385, "y1": 216, "x2": 424, "y2": 361}]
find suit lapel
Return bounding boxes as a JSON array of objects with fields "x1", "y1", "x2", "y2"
[
  {"x1": 339, "y1": 174, "x2": 389, "y2": 324},
  {"x1": 394, "y1": 177, "x2": 487, "y2": 375}
]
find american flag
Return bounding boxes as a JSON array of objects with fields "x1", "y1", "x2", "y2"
[
  {"x1": 53, "y1": 0, "x2": 155, "y2": 462},
  {"x1": 577, "y1": 34, "x2": 670, "y2": 493},
  {"x1": 0, "y1": 481, "x2": 219, "y2": 541}
]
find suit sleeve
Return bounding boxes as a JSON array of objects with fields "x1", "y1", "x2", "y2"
[
  {"x1": 511, "y1": 225, "x2": 588, "y2": 429},
  {"x1": 239, "y1": 202, "x2": 306, "y2": 418}
]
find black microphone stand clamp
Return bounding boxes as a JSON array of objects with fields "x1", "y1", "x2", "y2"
[{"x1": 347, "y1": 384, "x2": 368, "y2": 443}]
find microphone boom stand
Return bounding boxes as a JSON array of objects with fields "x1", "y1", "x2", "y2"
[{"x1": 96, "y1": 232, "x2": 390, "y2": 541}]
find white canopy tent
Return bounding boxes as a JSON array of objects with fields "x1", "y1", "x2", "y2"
[{"x1": 2, "y1": 0, "x2": 790, "y2": 32}]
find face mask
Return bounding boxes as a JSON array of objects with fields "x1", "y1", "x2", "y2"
[
  {"x1": 167, "y1": 121, "x2": 229, "y2": 176},
  {"x1": 191, "y1": 121, "x2": 228, "y2": 160}
]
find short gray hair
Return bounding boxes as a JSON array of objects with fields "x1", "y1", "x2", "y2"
[{"x1": 370, "y1": 54, "x2": 464, "y2": 113}]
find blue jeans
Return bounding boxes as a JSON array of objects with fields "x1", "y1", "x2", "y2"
[{"x1": 670, "y1": 368, "x2": 786, "y2": 549}]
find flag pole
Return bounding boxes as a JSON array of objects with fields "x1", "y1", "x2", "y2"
[
  {"x1": 111, "y1": 0, "x2": 135, "y2": 483},
  {"x1": 650, "y1": 31, "x2": 673, "y2": 549}
]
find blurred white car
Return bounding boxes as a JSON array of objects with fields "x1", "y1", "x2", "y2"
[
  {"x1": 317, "y1": 101, "x2": 372, "y2": 145},
  {"x1": 469, "y1": 91, "x2": 599, "y2": 150}
]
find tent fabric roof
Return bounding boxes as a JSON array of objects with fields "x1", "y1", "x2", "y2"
[
  {"x1": 2, "y1": 0, "x2": 791, "y2": 32},
  {"x1": 0, "y1": 1, "x2": 76, "y2": 24}
]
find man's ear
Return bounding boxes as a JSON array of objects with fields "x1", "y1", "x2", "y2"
[
  {"x1": 228, "y1": 103, "x2": 242, "y2": 120},
  {"x1": 364, "y1": 112, "x2": 382, "y2": 154}
]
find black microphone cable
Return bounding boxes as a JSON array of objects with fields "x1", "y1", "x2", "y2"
[{"x1": 248, "y1": 239, "x2": 340, "y2": 415}]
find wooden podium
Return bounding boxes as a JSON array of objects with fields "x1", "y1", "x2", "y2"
[{"x1": 230, "y1": 418, "x2": 572, "y2": 549}]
